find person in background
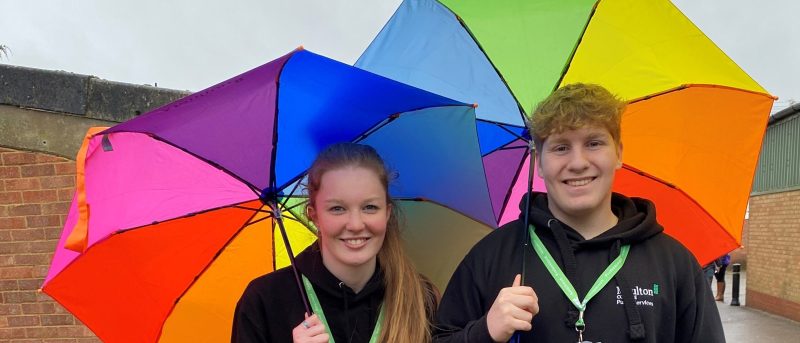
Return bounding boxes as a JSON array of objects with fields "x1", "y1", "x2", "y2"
[
  {"x1": 714, "y1": 254, "x2": 731, "y2": 302},
  {"x1": 703, "y1": 262, "x2": 716, "y2": 286}
]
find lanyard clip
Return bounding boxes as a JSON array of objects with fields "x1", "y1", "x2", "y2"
[
  {"x1": 575, "y1": 310, "x2": 586, "y2": 330},
  {"x1": 575, "y1": 310, "x2": 586, "y2": 342}
]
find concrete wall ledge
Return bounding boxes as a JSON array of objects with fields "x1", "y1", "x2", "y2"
[
  {"x1": 0, "y1": 63, "x2": 190, "y2": 123},
  {"x1": 0, "y1": 64, "x2": 191, "y2": 158}
]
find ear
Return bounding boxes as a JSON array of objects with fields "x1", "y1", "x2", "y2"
[
  {"x1": 535, "y1": 151, "x2": 544, "y2": 178},
  {"x1": 616, "y1": 142, "x2": 624, "y2": 169},
  {"x1": 306, "y1": 205, "x2": 317, "y2": 222}
]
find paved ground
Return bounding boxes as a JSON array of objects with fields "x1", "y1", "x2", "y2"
[{"x1": 714, "y1": 270, "x2": 800, "y2": 341}]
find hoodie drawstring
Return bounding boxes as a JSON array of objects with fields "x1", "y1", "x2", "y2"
[
  {"x1": 546, "y1": 219, "x2": 582, "y2": 329},
  {"x1": 338, "y1": 281, "x2": 356, "y2": 342},
  {"x1": 611, "y1": 240, "x2": 646, "y2": 341},
  {"x1": 547, "y1": 221, "x2": 647, "y2": 340}
]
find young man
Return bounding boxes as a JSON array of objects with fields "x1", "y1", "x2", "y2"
[{"x1": 434, "y1": 83, "x2": 724, "y2": 342}]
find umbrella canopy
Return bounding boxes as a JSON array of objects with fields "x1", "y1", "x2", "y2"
[
  {"x1": 356, "y1": 0, "x2": 775, "y2": 265},
  {"x1": 42, "y1": 49, "x2": 495, "y2": 342}
]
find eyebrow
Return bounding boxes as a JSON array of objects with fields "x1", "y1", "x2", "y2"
[
  {"x1": 320, "y1": 197, "x2": 384, "y2": 205},
  {"x1": 548, "y1": 131, "x2": 611, "y2": 144},
  {"x1": 586, "y1": 132, "x2": 611, "y2": 140}
]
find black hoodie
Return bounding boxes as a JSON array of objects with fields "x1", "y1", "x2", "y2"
[
  {"x1": 433, "y1": 192, "x2": 724, "y2": 342},
  {"x1": 232, "y1": 242, "x2": 385, "y2": 343}
]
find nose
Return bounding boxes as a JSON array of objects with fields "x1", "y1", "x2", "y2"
[
  {"x1": 345, "y1": 212, "x2": 366, "y2": 232},
  {"x1": 566, "y1": 147, "x2": 590, "y2": 172}
]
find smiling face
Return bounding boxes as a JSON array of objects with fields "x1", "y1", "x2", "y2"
[
  {"x1": 307, "y1": 166, "x2": 390, "y2": 275},
  {"x1": 537, "y1": 125, "x2": 622, "y2": 224}
]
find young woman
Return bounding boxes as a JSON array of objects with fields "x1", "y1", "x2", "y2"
[{"x1": 232, "y1": 142, "x2": 435, "y2": 343}]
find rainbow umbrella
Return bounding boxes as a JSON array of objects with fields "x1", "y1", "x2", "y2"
[
  {"x1": 41, "y1": 49, "x2": 495, "y2": 342},
  {"x1": 356, "y1": 0, "x2": 775, "y2": 265}
]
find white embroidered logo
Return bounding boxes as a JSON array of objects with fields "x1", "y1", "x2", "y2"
[{"x1": 615, "y1": 284, "x2": 658, "y2": 307}]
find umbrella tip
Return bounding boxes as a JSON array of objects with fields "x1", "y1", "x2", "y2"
[{"x1": 297, "y1": 45, "x2": 305, "y2": 51}]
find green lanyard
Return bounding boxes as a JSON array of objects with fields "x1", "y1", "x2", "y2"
[
  {"x1": 528, "y1": 225, "x2": 629, "y2": 335},
  {"x1": 301, "y1": 275, "x2": 384, "y2": 343}
]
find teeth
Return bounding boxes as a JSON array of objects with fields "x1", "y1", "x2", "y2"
[
  {"x1": 566, "y1": 178, "x2": 592, "y2": 187},
  {"x1": 344, "y1": 238, "x2": 367, "y2": 245}
]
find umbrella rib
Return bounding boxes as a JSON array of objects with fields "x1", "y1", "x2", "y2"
[
  {"x1": 496, "y1": 123, "x2": 528, "y2": 142},
  {"x1": 259, "y1": 59, "x2": 318, "y2": 317},
  {"x1": 354, "y1": 105, "x2": 476, "y2": 145},
  {"x1": 625, "y1": 84, "x2": 776, "y2": 105},
  {"x1": 44, "y1": 199, "x2": 266, "y2": 343},
  {"x1": 154, "y1": 207, "x2": 263, "y2": 342},
  {"x1": 106, "y1": 132, "x2": 263, "y2": 199},
  {"x1": 246, "y1": 214, "x2": 274, "y2": 226},
  {"x1": 620, "y1": 164, "x2": 736, "y2": 243},
  {"x1": 477, "y1": 118, "x2": 526, "y2": 129},
  {"x1": 107, "y1": 199, "x2": 262, "y2": 234},
  {"x1": 266, "y1": 51, "x2": 301, "y2": 204},
  {"x1": 483, "y1": 139, "x2": 528, "y2": 157},
  {"x1": 551, "y1": 0, "x2": 599, "y2": 94},
  {"x1": 275, "y1": 197, "x2": 316, "y2": 233},
  {"x1": 283, "y1": 198, "x2": 308, "y2": 212},
  {"x1": 233, "y1": 205, "x2": 271, "y2": 214},
  {"x1": 279, "y1": 177, "x2": 306, "y2": 209},
  {"x1": 626, "y1": 85, "x2": 688, "y2": 104},
  {"x1": 354, "y1": 114, "x2": 399, "y2": 144},
  {"x1": 496, "y1": 146, "x2": 532, "y2": 222},
  {"x1": 275, "y1": 104, "x2": 472, "y2": 192},
  {"x1": 233, "y1": 206, "x2": 310, "y2": 233},
  {"x1": 439, "y1": 2, "x2": 528, "y2": 120},
  {"x1": 476, "y1": 120, "x2": 528, "y2": 156},
  {"x1": 496, "y1": 145, "x2": 527, "y2": 152},
  {"x1": 241, "y1": 212, "x2": 305, "y2": 227},
  {"x1": 278, "y1": 171, "x2": 310, "y2": 200}
]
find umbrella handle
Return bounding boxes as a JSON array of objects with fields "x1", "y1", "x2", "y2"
[
  {"x1": 273, "y1": 203, "x2": 313, "y2": 315},
  {"x1": 510, "y1": 142, "x2": 535, "y2": 343},
  {"x1": 520, "y1": 142, "x2": 534, "y2": 284}
]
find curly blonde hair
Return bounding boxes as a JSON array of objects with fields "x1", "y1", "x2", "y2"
[{"x1": 529, "y1": 83, "x2": 626, "y2": 151}]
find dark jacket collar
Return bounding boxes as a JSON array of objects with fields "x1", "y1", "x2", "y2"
[
  {"x1": 294, "y1": 242, "x2": 385, "y2": 300},
  {"x1": 522, "y1": 191, "x2": 664, "y2": 248}
]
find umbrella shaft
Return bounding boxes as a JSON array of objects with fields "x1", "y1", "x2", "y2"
[{"x1": 273, "y1": 204, "x2": 312, "y2": 315}]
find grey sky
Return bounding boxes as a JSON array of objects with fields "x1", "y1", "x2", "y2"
[
  {"x1": 672, "y1": 0, "x2": 800, "y2": 112},
  {"x1": 2, "y1": 0, "x2": 797, "y2": 112}
]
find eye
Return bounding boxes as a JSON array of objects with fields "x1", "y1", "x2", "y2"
[
  {"x1": 550, "y1": 144, "x2": 569, "y2": 154},
  {"x1": 328, "y1": 206, "x2": 345, "y2": 214},
  {"x1": 587, "y1": 140, "x2": 606, "y2": 149},
  {"x1": 363, "y1": 204, "x2": 381, "y2": 213}
]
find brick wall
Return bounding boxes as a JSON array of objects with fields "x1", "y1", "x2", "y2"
[
  {"x1": 0, "y1": 147, "x2": 99, "y2": 342},
  {"x1": 730, "y1": 219, "x2": 747, "y2": 267},
  {"x1": 746, "y1": 190, "x2": 800, "y2": 322}
]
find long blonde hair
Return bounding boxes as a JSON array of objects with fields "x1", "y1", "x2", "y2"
[{"x1": 306, "y1": 142, "x2": 433, "y2": 343}]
